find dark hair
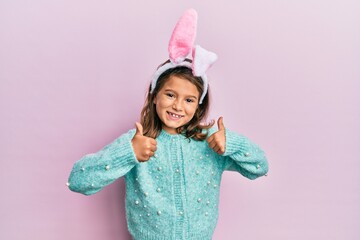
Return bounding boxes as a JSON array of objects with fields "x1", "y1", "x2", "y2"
[{"x1": 140, "y1": 59, "x2": 214, "y2": 140}]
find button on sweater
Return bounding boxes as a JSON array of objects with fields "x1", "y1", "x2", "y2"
[{"x1": 67, "y1": 127, "x2": 269, "y2": 240}]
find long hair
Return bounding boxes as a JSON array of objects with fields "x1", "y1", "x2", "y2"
[{"x1": 140, "y1": 59, "x2": 214, "y2": 141}]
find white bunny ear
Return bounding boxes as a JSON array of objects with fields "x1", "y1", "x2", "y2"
[
  {"x1": 168, "y1": 9, "x2": 198, "y2": 63},
  {"x1": 192, "y1": 45, "x2": 218, "y2": 76}
]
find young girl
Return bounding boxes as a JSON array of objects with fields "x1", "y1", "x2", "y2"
[{"x1": 67, "y1": 9, "x2": 268, "y2": 240}]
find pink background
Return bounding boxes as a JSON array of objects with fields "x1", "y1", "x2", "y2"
[{"x1": 1, "y1": 1, "x2": 359, "y2": 239}]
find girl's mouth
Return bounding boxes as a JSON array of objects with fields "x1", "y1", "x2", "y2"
[{"x1": 167, "y1": 111, "x2": 184, "y2": 120}]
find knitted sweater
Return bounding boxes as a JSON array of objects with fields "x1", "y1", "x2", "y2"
[{"x1": 67, "y1": 127, "x2": 269, "y2": 240}]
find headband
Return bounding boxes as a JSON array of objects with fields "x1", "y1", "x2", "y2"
[{"x1": 150, "y1": 9, "x2": 218, "y2": 104}]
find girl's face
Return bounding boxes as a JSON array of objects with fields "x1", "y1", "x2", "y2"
[{"x1": 154, "y1": 75, "x2": 200, "y2": 134}]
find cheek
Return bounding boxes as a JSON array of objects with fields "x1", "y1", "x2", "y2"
[
  {"x1": 158, "y1": 99, "x2": 172, "y2": 108},
  {"x1": 155, "y1": 96, "x2": 169, "y2": 107},
  {"x1": 185, "y1": 104, "x2": 198, "y2": 116}
]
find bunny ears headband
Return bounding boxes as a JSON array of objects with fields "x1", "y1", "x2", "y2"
[{"x1": 150, "y1": 9, "x2": 218, "y2": 104}]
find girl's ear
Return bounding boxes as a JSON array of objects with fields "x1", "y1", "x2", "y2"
[{"x1": 153, "y1": 95, "x2": 157, "y2": 104}]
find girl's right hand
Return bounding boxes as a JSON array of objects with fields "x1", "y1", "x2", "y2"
[{"x1": 131, "y1": 122, "x2": 157, "y2": 162}]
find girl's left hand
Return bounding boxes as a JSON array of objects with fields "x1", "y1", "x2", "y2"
[{"x1": 207, "y1": 117, "x2": 226, "y2": 155}]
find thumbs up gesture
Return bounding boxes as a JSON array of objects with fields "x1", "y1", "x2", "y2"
[
  {"x1": 131, "y1": 122, "x2": 157, "y2": 162},
  {"x1": 207, "y1": 117, "x2": 226, "y2": 155}
]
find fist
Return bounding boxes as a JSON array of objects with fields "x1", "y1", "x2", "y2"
[
  {"x1": 131, "y1": 122, "x2": 157, "y2": 162},
  {"x1": 207, "y1": 117, "x2": 226, "y2": 155}
]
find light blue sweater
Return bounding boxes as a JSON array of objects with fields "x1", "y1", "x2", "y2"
[{"x1": 67, "y1": 127, "x2": 269, "y2": 240}]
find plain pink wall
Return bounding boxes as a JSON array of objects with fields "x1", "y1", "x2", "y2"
[{"x1": 1, "y1": 1, "x2": 359, "y2": 239}]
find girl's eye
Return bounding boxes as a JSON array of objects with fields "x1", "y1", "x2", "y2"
[
  {"x1": 166, "y1": 93, "x2": 174, "y2": 98},
  {"x1": 186, "y1": 98, "x2": 194, "y2": 103}
]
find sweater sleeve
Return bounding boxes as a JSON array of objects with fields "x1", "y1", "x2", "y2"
[
  {"x1": 221, "y1": 128, "x2": 269, "y2": 180},
  {"x1": 67, "y1": 129, "x2": 139, "y2": 195}
]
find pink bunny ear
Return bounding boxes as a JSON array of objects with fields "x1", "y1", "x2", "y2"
[
  {"x1": 192, "y1": 45, "x2": 218, "y2": 76},
  {"x1": 168, "y1": 9, "x2": 198, "y2": 63}
]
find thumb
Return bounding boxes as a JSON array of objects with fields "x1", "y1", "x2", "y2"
[
  {"x1": 135, "y1": 122, "x2": 143, "y2": 136},
  {"x1": 217, "y1": 117, "x2": 225, "y2": 131}
]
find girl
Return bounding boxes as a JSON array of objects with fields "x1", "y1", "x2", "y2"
[{"x1": 67, "y1": 9, "x2": 268, "y2": 240}]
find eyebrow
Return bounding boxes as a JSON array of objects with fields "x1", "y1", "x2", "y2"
[{"x1": 164, "y1": 88, "x2": 198, "y2": 99}]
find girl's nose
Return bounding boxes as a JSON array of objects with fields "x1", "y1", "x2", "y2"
[{"x1": 172, "y1": 100, "x2": 183, "y2": 111}]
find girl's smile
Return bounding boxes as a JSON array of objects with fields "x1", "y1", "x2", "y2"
[
  {"x1": 154, "y1": 76, "x2": 200, "y2": 134},
  {"x1": 167, "y1": 111, "x2": 184, "y2": 120}
]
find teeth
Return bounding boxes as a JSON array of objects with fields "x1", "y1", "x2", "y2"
[{"x1": 169, "y1": 112, "x2": 182, "y2": 118}]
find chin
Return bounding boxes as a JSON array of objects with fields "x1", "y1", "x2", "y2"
[{"x1": 165, "y1": 122, "x2": 184, "y2": 130}]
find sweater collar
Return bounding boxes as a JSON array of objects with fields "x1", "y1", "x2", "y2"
[{"x1": 157, "y1": 129, "x2": 186, "y2": 141}]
